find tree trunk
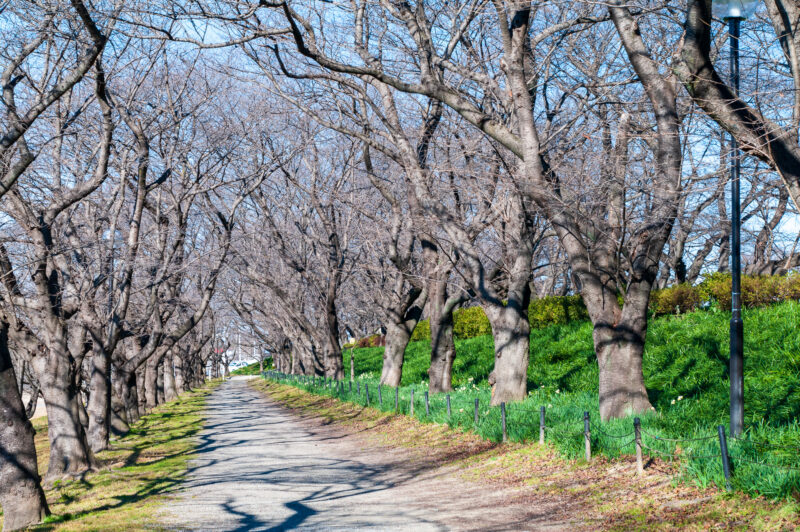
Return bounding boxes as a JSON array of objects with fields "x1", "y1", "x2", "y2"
[
  {"x1": 583, "y1": 281, "x2": 653, "y2": 420},
  {"x1": 380, "y1": 324, "x2": 411, "y2": 387},
  {"x1": 39, "y1": 374, "x2": 97, "y2": 482},
  {"x1": 163, "y1": 354, "x2": 178, "y2": 402},
  {"x1": 144, "y1": 359, "x2": 158, "y2": 410},
  {"x1": 0, "y1": 321, "x2": 50, "y2": 531},
  {"x1": 86, "y1": 342, "x2": 111, "y2": 452},
  {"x1": 427, "y1": 280, "x2": 456, "y2": 394},
  {"x1": 485, "y1": 304, "x2": 531, "y2": 406},
  {"x1": 324, "y1": 286, "x2": 344, "y2": 380},
  {"x1": 156, "y1": 362, "x2": 165, "y2": 405},
  {"x1": 193, "y1": 357, "x2": 205, "y2": 387},
  {"x1": 135, "y1": 369, "x2": 146, "y2": 417},
  {"x1": 110, "y1": 365, "x2": 132, "y2": 436},
  {"x1": 174, "y1": 351, "x2": 185, "y2": 391}
]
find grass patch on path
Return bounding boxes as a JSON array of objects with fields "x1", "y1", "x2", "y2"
[
  {"x1": 254, "y1": 380, "x2": 800, "y2": 531},
  {"x1": 0, "y1": 381, "x2": 219, "y2": 531}
]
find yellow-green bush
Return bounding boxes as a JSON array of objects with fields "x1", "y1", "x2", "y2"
[
  {"x1": 649, "y1": 282, "x2": 703, "y2": 316},
  {"x1": 395, "y1": 272, "x2": 800, "y2": 342},
  {"x1": 528, "y1": 294, "x2": 589, "y2": 328},
  {"x1": 453, "y1": 306, "x2": 493, "y2": 339},
  {"x1": 696, "y1": 272, "x2": 800, "y2": 311},
  {"x1": 410, "y1": 318, "x2": 431, "y2": 341}
]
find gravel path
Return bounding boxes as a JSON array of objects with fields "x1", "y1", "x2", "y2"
[
  {"x1": 158, "y1": 377, "x2": 448, "y2": 531},
  {"x1": 159, "y1": 377, "x2": 577, "y2": 531}
]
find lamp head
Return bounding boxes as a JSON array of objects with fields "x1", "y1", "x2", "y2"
[{"x1": 712, "y1": 0, "x2": 759, "y2": 20}]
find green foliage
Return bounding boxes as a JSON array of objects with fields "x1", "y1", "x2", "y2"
[
  {"x1": 452, "y1": 305, "x2": 493, "y2": 339},
  {"x1": 528, "y1": 294, "x2": 589, "y2": 328},
  {"x1": 695, "y1": 272, "x2": 800, "y2": 312},
  {"x1": 410, "y1": 319, "x2": 430, "y2": 342},
  {"x1": 408, "y1": 294, "x2": 590, "y2": 342},
  {"x1": 328, "y1": 300, "x2": 800, "y2": 498},
  {"x1": 231, "y1": 362, "x2": 270, "y2": 375},
  {"x1": 649, "y1": 282, "x2": 703, "y2": 316}
]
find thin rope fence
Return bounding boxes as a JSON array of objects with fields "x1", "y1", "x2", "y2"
[{"x1": 263, "y1": 370, "x2": 800, "y2": 491}]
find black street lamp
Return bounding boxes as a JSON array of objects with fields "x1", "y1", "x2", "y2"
[{"x1": 712, "y1": 0, "x2": 758, "y2": 437}]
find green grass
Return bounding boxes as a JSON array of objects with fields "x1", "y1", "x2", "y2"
[
  {"x1": 0, "y1": 381, "x2": 218, "y2": 531},
  {"x1": 292, "y1": 301, "x2": 800, "y2": 499},
  {"x1": 231, "y1": 362, "x2": 270, "y2": 375}
]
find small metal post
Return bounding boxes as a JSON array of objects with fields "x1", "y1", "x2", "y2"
[
  {"x1": 410, "y1": 389, "x2": 414, "y2": 416},
  {"x1": 349, "y1": 380, "x2": 352, "y2": 392},
  {"x1": 394, "y1": 387, "x2": 399, "y2": 411},
  {"x1": 584, "y1": 411, "x2": 591, "y2": 461},
  {"x1": 539, "y1": 406, "x2": 546, "y2": 445},
  {"x1": 378, "y1": 385, "x2": 383, "y2": 408},
  {"x1": 357, "y1": 381, "x2": 360, "y2": 395},
  {"x1": 365, "y1": 384, "x2": 369, "y2": 405},
  {"x1": 718, "y1": 425, "x2": 732, "y2": 491},
  {"x1": 446, "y1": 394, "x2": 451, "y2": 417},
  {"x1": 425, "y1": 391, "x2": 430, "y2": 416},
  {"x1": 474, "y1": 398, "x2": 479, "y2": 425},
  {"x1": 634, "y1": 417, "x2": 643, "y2": 475},
  {"x1": 501, "y1": 402, "x2": 507, "y2": 442}
]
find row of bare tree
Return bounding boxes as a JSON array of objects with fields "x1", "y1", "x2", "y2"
[{"x1": 2, "y1": 1, "x2": 800, "y2": 530}]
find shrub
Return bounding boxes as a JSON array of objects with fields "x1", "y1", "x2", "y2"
[
  {"x1": 696, "y1": 272, "x2": 800, "y2": 311},
  {"x1": 528, "y1": 294, "x2": 588, "y2": 329},
  {"x1": 410, "y1": 318, "x2": 430, "y2": 342},
  {"x1": 453, "y1": 306, "x2": 492, "y2": 339},
  {"x1": 355, "y1": 334, "x2": 382, "y2": 348},
  {"x1": 396, "y1": 272, "x2": 800, "y2": 343},
  {"x1": 649, "y1": 283, "x2": 702, "y2": 316}
]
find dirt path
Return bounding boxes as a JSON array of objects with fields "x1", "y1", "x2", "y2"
[{"x1": 158, "y1": 377, "x2": 580, "y2": 531}]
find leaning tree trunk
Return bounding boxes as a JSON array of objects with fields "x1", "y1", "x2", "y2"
[
  {"x1": 379, "y1": 287, "x2": 426, "y2": 388},
  {"x1": 0, "y1": 322, "x2": 50, "y2": 531},
  {"x1": 86, "y1": 342, "x2": 111, "y2": 452},
  {"x1": 31, "y1": 327, "x2": 98, "y2": 483},
  {"x1": 485, "y1": 303, "x2": 531, "y2": 406},
  {"x1": 380, "y1": 324, "x2": 411, "y2": 387}
]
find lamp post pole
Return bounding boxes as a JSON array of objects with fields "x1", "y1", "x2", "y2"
[{"x1": 727, "y1": 15, "x2": 744, "y2": 438}]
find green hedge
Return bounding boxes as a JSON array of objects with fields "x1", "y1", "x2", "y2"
[
  {"x1": 651, "y1": 272, "x2": 800, "y2": 316},
  {"x1": 346, "y1": 273, "x2": 800, "y2": 346},
  {"x1": 404, "y1": 272, "x2": 800, "y2": 341},
  {"x1": 408, "y1": 294, "x2": 588, "y2": 343}
]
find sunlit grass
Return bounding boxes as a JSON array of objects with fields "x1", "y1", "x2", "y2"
[
  {"x1": 0, "y1": 381, "x2": 219, "y2": 531},
  {"x1": 313, "y1": 301, "x2": 800, "y2": 498}
]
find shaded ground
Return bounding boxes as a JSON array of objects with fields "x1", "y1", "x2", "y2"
[
  {"x1": 158, "y1": 377, "x2": 582, "y2": 531},
  {"x1": 160, "y1": 378, "x2": 799, "y2": 531},
  {"x1": 0, "y1": 384, "x2": 215, "y2": 531}
]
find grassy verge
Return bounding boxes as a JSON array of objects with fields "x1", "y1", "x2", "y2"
[
  {"x1": 269, "y1": 370, "x2": 800, "y2": 499},
  {"x1": 0, "y1": 381, "x2": 218, "y2": 531},
  {"x1": 253, "y1": 379, "x2": 800, "y2": 530},
  {"x1": 341, "y1": 301, "x2": 800, "y2": 498}
]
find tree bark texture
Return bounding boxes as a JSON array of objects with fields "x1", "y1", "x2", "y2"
[{"x1": 0, "y1": 322, "x2": 50, "y2": 531}]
